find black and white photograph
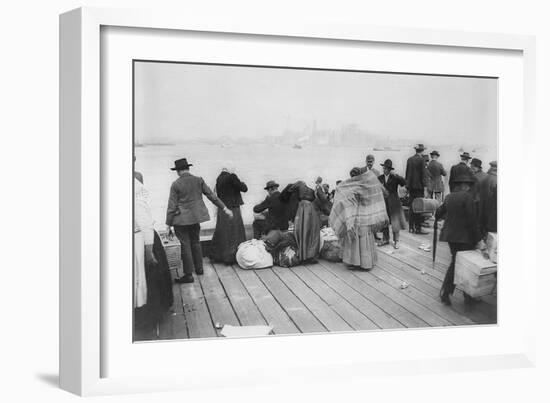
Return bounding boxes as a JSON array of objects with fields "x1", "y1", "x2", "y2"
[{"x1": 132, "y1": 60, "x2": 498, "y2": 342}]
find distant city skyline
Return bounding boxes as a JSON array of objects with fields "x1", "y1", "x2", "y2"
[{"x1": 134, "y1": 62, "x2": 498, "y2": 148}]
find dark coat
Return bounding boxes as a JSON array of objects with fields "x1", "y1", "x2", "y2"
[
  {"x1": 314, "y1": 185, "x2": 332, "y2": 216},
  {"x1": 378, "y1": 173, "x2": 406, "y2": 214},
  {"x1": 435, "y1": 190, "x2": 481, "y2": 245},
  {"x1": 479, "y1": 170, "x2": 497, "y2": 233},
  {"x1": 472, "y1": 170, "x2": 488, "y2": 202},
  {"x1": 253, "y1": 191, "x2": 289, "y2": 231},
  {"x1": 405, "y1": 154, "x2": 426, "y2": 191},
  {"x1": 165, "y1": 172, "x2": 226, "y2": 226},
  {"x1": 449, "y1": 162, "x2": 474, "y2": 192},
  {"x1": 215, "y1": 171, "x2": 248, "y2": 208},
  {"x1": 427, "y1": 160, "x2": 447, "y2": 193},
  {"x1": 280, "y1": 181, "x2": 316, "y2": 221}
]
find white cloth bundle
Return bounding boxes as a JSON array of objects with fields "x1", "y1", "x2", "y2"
[{"x1": 236, "y1": 239, "x2": 273, "y2": 270}]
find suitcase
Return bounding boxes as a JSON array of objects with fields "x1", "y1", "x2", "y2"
[
  {"x1": 454, "y1": 250, "x2": 497, "y2": 298},
  {"x1": 411, "y1": 198, "x2": 440, "y2": 214}
]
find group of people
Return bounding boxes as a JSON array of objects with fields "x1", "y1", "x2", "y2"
[{"x1": 133, "y1": 144, "x2": 498, "y2": 331}]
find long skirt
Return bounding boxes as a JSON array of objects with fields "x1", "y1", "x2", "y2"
[
  {"x1": 341, "y1": 226, "x2": 377, "y2": 270},
  {"x1": 210, "y1": 207, "x2": 246, "y2": 264},
  {"x1": 134, "y1": 231, "x2": 147, "y2": 308},
  {"x1": 134, "y1": 231, "x2": 174, "y2": 330},
  {"x1": 294, "y1": 200, "x2": 321, "y2": 261}
]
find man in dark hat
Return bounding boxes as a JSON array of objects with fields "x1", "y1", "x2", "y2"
[
  {"x1": 405, "y1": 144, "x2": 429, "y2": 234},
  {"x1": 166, "y1": 158, "x2": 233, "y2": 284},
  {"x1": 427, "y1": 150, "x2": 447, "y2": 202},
  {"x1": 449, "y1": 152, "x2": 474, "y2": 193},
  {"x1": 479, "y1": 161, "x2": 497, "y2": 235},
  {"x1": 470, "y1": 158, "x2": 488, "y2": 218},
  {"x1": 378, "y1": 159, "x2": 407, "y2": 248},
  {"x1": 252, "y1": 180, "x2": 289, "y2": 239},
  {"x1": 435, "y1": 174, "x2": 482, "y2": 305}
]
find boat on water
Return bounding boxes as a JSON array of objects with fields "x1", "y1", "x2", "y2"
[
  {"x1": 373, "y1": 146, "x2": 399, "y2": 152},
  {"x1": 293, "y1": 144, "x2": 302, "y2": 149}
]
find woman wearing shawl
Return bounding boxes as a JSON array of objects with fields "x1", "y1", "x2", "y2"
[
  {"x1": 210, "y1": 165, "x2": 248, "y2": 264},
  {"x1": 329, "y1": 170, "x2": 389, "y2": 270},
  {"x1": 280, "y1": 181, "x2": 320, "y2": 262}
]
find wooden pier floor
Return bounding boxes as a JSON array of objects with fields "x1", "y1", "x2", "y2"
[{"x1": 135, "y1": 229, "x2": 497, "y2": 341}]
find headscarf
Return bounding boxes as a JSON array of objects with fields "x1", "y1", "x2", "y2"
[{"x1": 329, "y1": 170, "x2": 389, "y2": 239}]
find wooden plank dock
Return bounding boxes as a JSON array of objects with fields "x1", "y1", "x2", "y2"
[{"x1": 134, "y1": 227, "x2": 497, "y2": 341}]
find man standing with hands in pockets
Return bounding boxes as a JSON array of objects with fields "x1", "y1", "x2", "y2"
[{"x1": 166, "y1": 158, "x2": 233, "y2": 284}]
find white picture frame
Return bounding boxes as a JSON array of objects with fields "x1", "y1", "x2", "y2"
[{"x1": 59, "y1": 7, "x2": 537, "y2": 396}]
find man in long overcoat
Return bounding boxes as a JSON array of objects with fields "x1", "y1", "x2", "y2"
[
  {"x1": 449, "y1": 152, "x2": 475, "y2": 192},
  {"x1": 405, "y1": 144, "x2": 428, "y2": 234},
  {"x1": 166, "y1": 158, "x2": 233, "y2": 284},
  {"x1": 435, "y1": 175, "x2": 482, "y2": 305},
  {"x1": 479, "y1": 161, "x2": 497, "y2": 235},
  {"x1": 427, "y1": 150, "x2": 447, "y2": 202}
]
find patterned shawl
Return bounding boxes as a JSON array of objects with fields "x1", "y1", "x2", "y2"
[{"x1": 329, "y1": 170, "x2": 389, "y2": 239}]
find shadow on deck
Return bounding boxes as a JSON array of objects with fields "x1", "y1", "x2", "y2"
[{"x1": 134, "y1": 228, "x2": 497, "y2": 341}]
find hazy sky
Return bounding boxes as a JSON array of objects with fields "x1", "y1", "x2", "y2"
[{"x1": 134, "y1": 61, "x2": 497, "y2": 146}]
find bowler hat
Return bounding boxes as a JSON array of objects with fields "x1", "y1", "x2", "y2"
[
  {"x1": 380, "y1": 159, "x2": 395, "y2": 170},
  {"x1": 264, "y1": 180, "x2": 279, "y2": 190},
  {"x1": 460, "y1": 152, "x2": 472, "y2": 160},
  {"x1": 471, "y1": 158, "x2": 482, "y2": 169},
  {"x1": 170, "y1": 158, "x2": 193, "y2": 171},
  {"x1": 451, "y1": 174, "x2": 475, "y2": 184},
  {"x1": 489, "y1": 161, "x2": 497, "y2": 168},
  {"x1": 414, "y1": 144, "x2": 425, "y2": 151},
  {"x1": 429, "y1": 150, "x2": 440, "y2": 157}
]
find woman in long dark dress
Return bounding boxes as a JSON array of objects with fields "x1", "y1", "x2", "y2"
[
  {"x1": 210, "y1": 168, "x2": 248, "y2": 264},
  {"x1": 280, "y1": 181, "x2": 320, "y2": 262},
  {"x1": 377, "y1": 159, "x2": 407, "y2": 249}
]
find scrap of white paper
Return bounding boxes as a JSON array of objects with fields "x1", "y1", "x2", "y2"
[{"x1": 220, "y1": 325, "x2": 274, "y2": 338}]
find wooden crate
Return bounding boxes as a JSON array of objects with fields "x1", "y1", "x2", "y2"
[{"x1": 454, "y1": 250, "x2": 497, "y2": 298}]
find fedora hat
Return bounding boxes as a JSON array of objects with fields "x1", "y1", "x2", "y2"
[
  {"x1": 451, "y1": 174, "x2": 475, "y2": 184},
  {"x1": 414, "y1": 143, "x2": 425, "y2": 151},
  {"x1": 429, "y1": 150, "x2": 440, "y2": 157},
  {"x1": 460, "y1": 152, "x2": 472, "y2": 160},
  {"x1": 380, "y1": 159, "x2": 395, "y2": 170},
  {"x1": 264, "y1": 180, "x2": 279, "y2": 190},
  {"x1": 471, "y1": 158, "x2": 482, "y2": 169},
  {"x1": 170, "y1": 158, "x2": 193, "y2": 171}
]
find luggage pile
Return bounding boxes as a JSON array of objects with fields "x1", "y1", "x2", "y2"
[
  {"x1": 262, "y1": 230, "x2": 301, "y2": 268},
  {"x1": 454, "y1": 249, "x2": 497, "y2": 298},
  {"x1": 319, "y1": 227, "x2": 341, "y2": 262}
]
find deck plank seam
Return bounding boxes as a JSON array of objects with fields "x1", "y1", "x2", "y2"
[
  {"x1": 362, "y1": 262, "x2": 467, "y2": 326},
  {"x1": 253, "y1": 268, "x2": 315, "y2": 333},
  {"x1": 334, "y1": 262, "x2": 453, "y2": 327},
  {"x1": 316, "y1": 260, "x2": 428, "y2": 328},
  {"x1": 228, "y1": 264, "x2": 282, "y2": 331},
  {"x1": 301, "y1": 264, "x2": 383, "y2": 329},
  {"x1": 282, "y1": 266, "x2": 368, "y2": 331},
  {"x1": 208, "y1": 261, "x2": 244, "y2": 327}
]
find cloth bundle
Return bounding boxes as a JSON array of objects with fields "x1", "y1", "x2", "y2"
[
  {"x1": 236, "y1": 239, "x2": 273, "y2": 270},
  {"x1": 329, "y1": 171, "x2": 389, "y2": 240}
]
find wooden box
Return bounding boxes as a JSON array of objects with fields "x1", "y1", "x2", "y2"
[{"x1": 454, "y1": 250, "x2": 497, "y2": 298}]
